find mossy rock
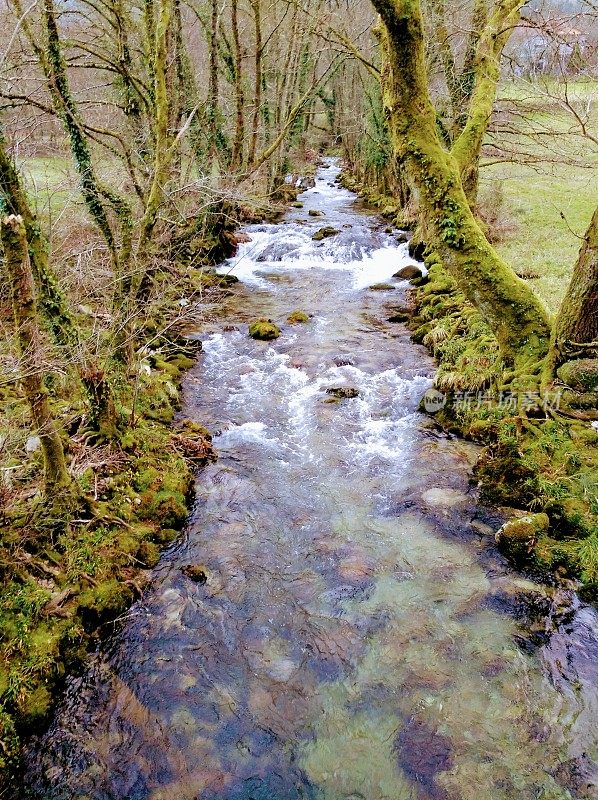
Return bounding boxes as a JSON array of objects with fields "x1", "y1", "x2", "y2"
[
  {"x1": 495, "y1": 513, "x2": 550, "y2": 563},
  {"x1": 312, "y1": 227, "x2": 339, "y2": 241},
  {"x1": 326, "y1": 387, "x2": 360, "y2": 399},
  {"x1": 152, "y1": 527, "x2": 179, "y2": 546},
  {"x1": 195, "y1": 270, "x2": 239, "y2": 289},
  {"x1": 557, "y1": 359, "x2": 598, "y2": 392},
  {"x1": 77, "y1": 580, "x2": 133, "y2": 633},
  {"x1": 143, "y1": 490, "x2": 188, "y2": 529},
  {"x1": 287, "y1": 310, "x2": 310, "y2": 324},
  {"x1": 248, "y1": 319, "x2": 281, "y2": 341},
  {"x1": 368, "y1": 283, "x2": 395, "y2": 291},
  {"x1": 292, "y1": 202, "x2": 304, "y2": 209},
  {"x1": 137, "y1": 540, "x2": 161, "y2": 568},
  {"x1": 308, "y1": 209, "x2": 324, "y2": 217}
]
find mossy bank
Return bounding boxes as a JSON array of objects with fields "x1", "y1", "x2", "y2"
[{"x1": 0, "y1": 265, "x2": 238, "y2": 785}]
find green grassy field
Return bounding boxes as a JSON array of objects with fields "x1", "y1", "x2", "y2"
[{"x1": 480, "y1": 78, "x2": 597, "y2": 316}]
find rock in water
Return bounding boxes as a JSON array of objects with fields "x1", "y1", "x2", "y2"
[
  {"x1": 394, "y1": 265, "x2": 423, "y2": 280},
  {"x1": 182, "y1": 565, "x2": 208, "y2": 584},
  {"x1": 326, "y1": 387, "x2": 360, "y2": 399},
  {"x1": 312, "y1": 227, "x2": 339, "y2": 241},
  {"x1": 248, "y1": 319, "x2": 281, "y2": 340},
  {"x1": 308, "y1": 209, "x2": 324, "y2": 217},
  {"x1": 287, "y1": 310, "x2": 311, "y2": 324}
]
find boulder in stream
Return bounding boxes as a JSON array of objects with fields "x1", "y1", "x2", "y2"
[
  {"x1": 287, "y1": 310, "x2": 311, "y2": 324},
  {"x1": 326, "y1": 387, "x2": 360, "y2": 399},
  {"x1": 308, "y1": 209, "x2": 324, "y2": 217},
  {"x1": 182, "y1": 564, "x2": 208, "y2": 584},
  {"x1": 248, "y1": 318, "x2": 281, "y2": 340},
  {"x1": 312, "y1": 227, "x2": 340, "y2": 241},
  {"x1": 394, "y1": 265, "x2": 424, "y2": 280}
]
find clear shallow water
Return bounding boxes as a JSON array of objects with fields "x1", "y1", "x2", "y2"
[{"x1": 24, "y1": 160, "x2": 597, "y2": 800}]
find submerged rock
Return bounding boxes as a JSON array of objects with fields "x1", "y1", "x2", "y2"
[
  {"x1": 287, "y1": 310, "x2": 311, "y2": 324},
  {"x1": 394, "y1": 265, "x2": 423, "y2": 280},
  {"x1": 182, "y1": 564, "x2": 208, "y2": 584},
  {"x1": 248, "y1": 318, "x2": 281, "y2": 340},
  {"x1": 326, "y1": 387, "x2": 360, "y2": 399},
  {"x1": 368, "y1": 283, "x2": 395, "y2": 291},
  {"x1": 312, "y1": 227, "x2": 339, "y2": 241},
  {"x1": 495, "y1": 513, "x2": 550, "y2": 561}
]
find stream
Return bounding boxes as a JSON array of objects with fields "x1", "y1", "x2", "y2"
[{"x1": 24, "y1": 159, "x2": 597, "y2": 800}]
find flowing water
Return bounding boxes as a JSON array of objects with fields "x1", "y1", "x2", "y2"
[{"x1": 24, "y1": 160, "x2": 597, "y2": 800}]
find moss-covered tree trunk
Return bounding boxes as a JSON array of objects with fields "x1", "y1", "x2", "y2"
[
  {"x1": 372, "y1": 0, "x2": 551, "y2": 370},
  {"x1": 230, "y1": 0, "x2": 245, "y2": 170},
  {"x1": 450, "y1": 0, "x2": 522, "y2": 205},
  {"x1": 0, "y1": 128, "x2": 76, "y2": 349},
  {"x1": 249, "y1": 0, "x2": 263, "y2": 166},
  {"x1": 545, "y1": 204, "x2": 598, "y2": 386},
  {"x1": 1, "y1": 214, "x2": 71, "y2": 495},
  {"x1": 0, "y1": 130, "x2": 118, "y2": 437}
]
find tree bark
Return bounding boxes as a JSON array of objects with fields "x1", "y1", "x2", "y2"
[
  {"x1": 1, "y1": 214, "x2": 71, "y2": 495},
  {"x1": 545, "y1": 204, "x2": 598, "y2": 381},
  {"x1": 248, "y1": 0, "x2": 263, "y2": 166},
  {"x1": 0, "y1": 128, "x2": 76, "y2": 349},
  {"x1": 230, "y1": 0, "x2": 246, "y2": 170},
  {"x1": 372, "y1": 0, "x2": 551, "y2": 369}
]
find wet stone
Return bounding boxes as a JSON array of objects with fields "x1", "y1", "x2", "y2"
[
  {"x1": 182, "y1": 564, "x2": 208, "y2": 584},
  {"x1": 394, "y1": 265, "x2": 423, "y2": 280},
  {"x1": 312, "y1": 226, "x2": 339, "y2": 241},
  {"x1": 394, "y1": 719, "x2": 454, "y2": 799},
  {"x1": 326, "y1": 387, "x2": 360, "y2": 399}
]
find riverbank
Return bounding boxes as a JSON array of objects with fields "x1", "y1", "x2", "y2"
[
  {"x1": 0, "y1": 186, "x2": 302, "y2": 783},
  {"x1": 340, "y1": 172, "x2": 598, "y2": 601}
]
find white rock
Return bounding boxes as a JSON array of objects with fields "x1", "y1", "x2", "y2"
[{"x1": 26, "y1": 436, "x2": 41, "y2": 453}]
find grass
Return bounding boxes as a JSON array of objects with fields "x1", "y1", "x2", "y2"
[{"x1": 479, "y1": 78, "x2": 598, "y2": 316}]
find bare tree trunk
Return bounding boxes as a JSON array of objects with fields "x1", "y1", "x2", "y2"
[
  {"x1": 373, "y1": 0, "x2": 551, "y2": 370},
  {"x1": 1, "y1": 214, "x2": 71, "y2": 495}
]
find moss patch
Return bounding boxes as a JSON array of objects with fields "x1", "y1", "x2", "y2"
[{"x1": 248, "y1": 318, "x2": 281, "y2": 340}]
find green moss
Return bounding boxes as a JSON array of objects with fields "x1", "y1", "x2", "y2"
[
  {"x1": 495, "y1": 513, "x2": 550, "y2": 563},
  {"x1": 137, "y1": 541, "x2": 160, "y2": 568},
  {"x1": 557, "y1": 359, "x2": 598, "y2": 392},
  {"x1": 77, "y1": 580, "x2": 133, "y2": 633},
  {"x1": 141, "y1": 490, "x2": 188, "y2": 529},
  {"x1": 287, "y1": 310, "x2": 310, "y2": 324},
  {"x1": 16, "y1": 684, "x2": 53, "y2": 729},
  {"x1": 248, "y1": 318, "x2": 281, "y2": 340}
]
